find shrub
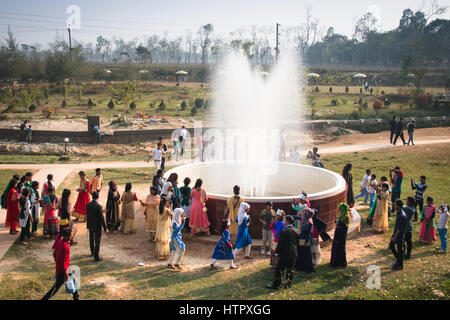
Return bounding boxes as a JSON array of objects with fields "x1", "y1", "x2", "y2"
[
  {"x1": 88, "y1": 98, "x2": 94, "y2": 107},
  {"x1": 42, "y1": 106, "x2": 55, "y2": 118},
  {"x1": 61, "y1": 99, "x2": 67, "y2": 107},
  {"x1": 180, "y1": 100, "x2": 187, "y2": 110},
  {"x1": 107, "y1": 99, "x2": 115, "y2": 109},
  {"x1": 349, "y1": 111, "x2": 360, "y2": 120},
  {"x1": 363, "y1": 102, "x2": 368, "y2": 110},
  {"x1": 329, "y1": 87, "x2": 333, "y2": 93},
  {"x1": 194, "y1": 98, "x2": 204, "y2": 109},
  {"x1": 129, "y1": 101, "x2": 136, "y2": 110},
  {"x1": 149, "y1": 102, "x2": 154, "y2": 108},
  {"x1": 370, "y1": 88, "x2": 374, "y2": 94},
  {"x1": 28, "y1": 104, "x2": 36, "y2": 112},
  {"x1": 331, "y1": 99, "x2": 339, "y2": 106},
  {"x1": 190, "y1": 107, "x2": 197, "y2": 116},
  {"x1": 315, "y1": 86, "x2": 319, "y2": 92},
  {"x1": 158, "y1": 100, "x2": 166, "y2": 111},
  {"x1": 360, "y1": 88, "x2": 363, "y2": 94},
  {"x1": 415, "y1": 93, "x2": 433, "y2": 109},
  {"x1": 381, "y1": 90, "x2": 385, "y2": 95},
  {"x1": 341, "y1": 99, "x2": 348, "y2": 105},
  {"x1": 345, "y1": 86, "x2": 349, "y2": 93},
  {"x1": 373, "y1": 100, "x2": 384, "y2": 114},
  {"x1": 358, "y1": 97, "x2": 363, "y2": 105}
]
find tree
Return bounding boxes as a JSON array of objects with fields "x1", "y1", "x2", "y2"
[
  {"x1": 0, "y1": 27, "x2": 24, "y2": 85},
  {"x1": 372, "y1": 100, "x2": 383, "y2": 115},
  {"x1": 199, "y1": 24, "x2": 214, "y2": 64},
  {"x1": 136, "y1": 44, "x2": 151, "y2": 63}
]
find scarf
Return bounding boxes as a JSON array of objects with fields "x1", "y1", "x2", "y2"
[
  {"x1": 173, "y1": 208, "x2": 184, "y2": 228},
  {"x1": 237, "y1": 202, "x2": 250, "y2": 225},
  {"x1": 337, "y1": 202, "x2": 351, "y2": 227}
]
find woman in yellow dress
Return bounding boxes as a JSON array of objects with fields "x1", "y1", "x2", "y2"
[
  {"x1": 372, "y1": 183, "x2": 390, "y2": 233},
  {"x1": 140, "y1": 186, "x2": 160, "y2": 241},
  {"x1": 226, "y1": 185, "x2": 244, "y2": 242},
  {"x1": 120, "y1": 182, "x2": 138, "y2": 234},
  {"x1": 155, "y1": 195, "x2": 173, "y2": 260}
]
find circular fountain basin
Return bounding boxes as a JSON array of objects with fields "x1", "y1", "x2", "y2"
[{"x1": 165, "y1": 162, "x2": 347, "y2": 239}]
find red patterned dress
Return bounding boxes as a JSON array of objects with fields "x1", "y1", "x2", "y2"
[{"x1": 72, "y1": 178, "x2": 91, "y2": 221}]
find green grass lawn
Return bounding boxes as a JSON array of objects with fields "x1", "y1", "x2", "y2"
[
  {"x1": 0, "y1": 169, "x2": 37, "y2": 189},
  {"x1": 1, "y1": 83, "x2": 447, "y2": 123},
  {"x1": 0, "y1": 154, "x2": 148, "y2": 164}
]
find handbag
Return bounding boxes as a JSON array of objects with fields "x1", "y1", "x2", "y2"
[{"x1": 65, "y1": 269, "x2": 78, "y2": 294}]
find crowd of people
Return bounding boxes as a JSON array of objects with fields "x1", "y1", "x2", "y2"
[
  {"x1": 1, "y1": 134, "x2": 449, "y2": 297},
  {"x1": 389, "y1": 116, "x2": 416, "y2": 146},
  {"x1": 342, "y1": 162, "x2": 448, "y2": 271}
]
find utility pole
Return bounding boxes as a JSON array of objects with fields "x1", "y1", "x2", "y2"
[
  {"x1": 68, "y1": 28, "x2": 72, "y2": 61},
  {"x1": 275, "y1": 23, "x2": 280, "y2": 62},
  {"x1": 68, "y1": 28, "x2": 74, "y2": 84}
]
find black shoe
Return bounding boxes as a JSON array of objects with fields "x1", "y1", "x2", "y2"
[
  {"x1": 94, "y1": 257, "x2": 103, "y2": 262},
  {"x1": 265, "y1": 284, "x2": 279, "y2": 290}
]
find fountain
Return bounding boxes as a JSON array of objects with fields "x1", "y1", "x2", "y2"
[{"x1": 165, "y1": 50, "x2": 347, "y2": 238}]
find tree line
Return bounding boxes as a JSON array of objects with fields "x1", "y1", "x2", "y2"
[{"x1": 0, "y1": 4, "x2": 448, "y2": 84}]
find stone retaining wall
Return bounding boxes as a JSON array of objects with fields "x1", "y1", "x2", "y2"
[{"x1": 0, "y1": 116, "x2": 448, "y2": 144}]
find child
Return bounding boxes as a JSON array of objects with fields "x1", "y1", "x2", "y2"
[
  {"x1": 259, "y1": 201, "x2": 275, "y2": 255},
  {"x1": 43, "y1": 186, "x2": 59, "y2": 238},
  {"x1": 172, "y1": 139, "x2": 179, "y2": 161},
  {"x1": 226, "y1": 185, "x2": 244, "y2": 242},
  {"x1": 168, "y1": 208, "x2": 186, "y2": 269},
  {"x1": 18, "y1": 189, "x2": 33, "y2": 245},
  {"x1": 179, "y1": 177, "x2": 191, "y2": 230},
  {"x1": 26, "y1": 125, "x2": 32, "y2": 142},
  {"x1": 42, "y1": 174, "x2": 54, "y2": 197},
  {"x1": 368, "y1": 174, "x2": 377, "y2": 209},
  {"x1": 403, "y1": 197, "x2": 416, "y2": 259},
  {"x1": 269, "y1": 209, "x2": 285, "y2": 271},
  {"x1": 30, "y1": 181, "x2": 41, "y2": 237},
  {"x1": 436, "y1": 203, "x2": 449, "y2": 254},
  {"x1": 210, "y1": 219, "x2": 237, "y2": 269},
  {"x1": 419, "y1": 197, "x2": 437, "y2": 244},
  {"x1": 411, "y1": 176, "x2": 427, "y2": 222},
  {"x1": 233, "y1": 202, "x2": 253, "y2": 259}
]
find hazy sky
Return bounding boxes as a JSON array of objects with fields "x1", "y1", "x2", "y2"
[{"x1": 1, "y1": 0, "x2": 449, "y2": 47}]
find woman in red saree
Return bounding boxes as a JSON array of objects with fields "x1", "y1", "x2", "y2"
[
  {"x1": 5, "y1": 179, "x2": 19, "y2": 234},
  {"x1": 419, "y1": 196, "x2": 437, "y2": 244},
  {"x1": 72, "y1": 171, "x2": 91, "y2": 222}
]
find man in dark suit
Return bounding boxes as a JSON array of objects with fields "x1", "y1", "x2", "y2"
[
  {"x1": 389, "y1": 116, "x2": 397, "y2": 144},
  {"x1": 266, "y1": 215, "x2": 299, "y2": 290},
  {"x1": 86, "y1": 191, "x2": 107, "y2": 261},
  {"x1": 393, "y1": 117, "x2": 406, "y2": 145}
]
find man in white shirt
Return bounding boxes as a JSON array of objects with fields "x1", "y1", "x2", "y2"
[
  {"x1": 355, "y1": 169, "x2": 371, "y2": 205},
  {"x1": 179, "y1": 126, "x2": 188, "y2": 155},
  {"x1": 290, "y1": 147, "x2": 300, "y2": 164},
  {"x1": 147, "y1": 143, "x2": 165, "y2": 171}
]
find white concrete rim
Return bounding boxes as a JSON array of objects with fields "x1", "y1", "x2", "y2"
[{"x1": 165, "y1": 161, "x2": 347, "y2": 203}]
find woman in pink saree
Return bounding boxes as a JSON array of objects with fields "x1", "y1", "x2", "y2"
[{"x1": 419, "y1": 197, "x2": 437, "y2": 244}]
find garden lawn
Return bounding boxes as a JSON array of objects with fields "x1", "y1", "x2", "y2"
[{"x1": 0, "y1": 169, "x2": 37, "y2": 189}]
